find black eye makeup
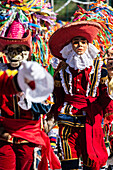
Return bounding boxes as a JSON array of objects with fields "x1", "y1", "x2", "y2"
[{"x1": 7, "y1": 47, "x2": 27, "y2": 53}]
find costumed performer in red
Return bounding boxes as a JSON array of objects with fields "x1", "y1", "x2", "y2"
[
  {"x1": 0, "y1": 19, "x2": 61, "y2": 170},
  {"x1": 48, "y1": 21, "x2": 113, "y2": 170}
]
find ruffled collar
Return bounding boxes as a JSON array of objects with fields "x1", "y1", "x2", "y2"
[{"x1": 60, "y1": 43, "x2": 99, "y2": 71}]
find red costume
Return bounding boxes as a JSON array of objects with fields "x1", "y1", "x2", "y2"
[
  {"x1": 48, "y1": 21, "x2": 113, "y2": 170},
  {"x1": 0, "y1": 70, "x2": 20, "y2": 95},
  {"x1": 0, "y1": 19, "x2": 60, "y2": 170}
]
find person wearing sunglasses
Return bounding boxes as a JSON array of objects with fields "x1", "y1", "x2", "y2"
[{"x1": 48, "y1": 21, "x2": 113, "y2": 170}]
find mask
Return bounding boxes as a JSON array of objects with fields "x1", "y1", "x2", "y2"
[{"x1": 4, "y1": 44, "x2": 30, "y2": 68}]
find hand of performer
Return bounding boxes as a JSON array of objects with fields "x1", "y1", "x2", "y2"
[
  {"x1": 43, "y1": 115, "x2": 55, "y2": 134},
  {"x1": 0, "y1": 127, "x2": 11, "y2": 141}
]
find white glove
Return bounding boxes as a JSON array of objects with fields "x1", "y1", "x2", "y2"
[
  {"x1": 17, "y1": 61, "x2": 54, "y2": 103},
  {"x1": 50, "y1": 57, "x2": 60, "y2": 69},
  {"x1": 17, "y1": 92, "x2": 32, "y2": 110}
]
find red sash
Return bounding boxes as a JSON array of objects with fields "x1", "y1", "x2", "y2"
[
  {"x1": 65, "y1": 94, "x2": 96, "y2": 110},
  {"x1": 0, "y1": 117, "x2": 61, "y2": 170}
]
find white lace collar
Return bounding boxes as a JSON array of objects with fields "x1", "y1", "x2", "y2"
[{"x1": 60, "y1": 43, "x2": 99, "y2": 71}]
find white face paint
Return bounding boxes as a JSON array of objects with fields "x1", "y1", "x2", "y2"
[
  {"x1": 72, "y1": 36, "x2": 88, "y2": 55},
  {"x1": 4, "y1": 44, "x2": 30, "y2": 68}
]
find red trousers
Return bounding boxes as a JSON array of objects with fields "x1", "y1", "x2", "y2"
[
  {"x1": 0, "y1": 141, "x2": 35, "y2": 170},
  {"x1": 59, "y1": 124, "x2": 88, "y2": 162}
]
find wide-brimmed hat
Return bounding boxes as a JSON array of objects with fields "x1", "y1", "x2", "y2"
[
  {"x1": 0, "y1": 20, "x2": 32, "y2": 59},
  {"x1": 49, "y1": 21, "x2": 102, "y2": 60}
]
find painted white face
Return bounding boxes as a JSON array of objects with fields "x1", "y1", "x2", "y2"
[
  {"x1": 72, "y1": 36, "x2": 88, "y2": 55},
  {"x1": 4, "y1": 44, "x2": 30, "y2": 68}
]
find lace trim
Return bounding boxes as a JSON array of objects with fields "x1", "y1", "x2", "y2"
[
  {"x1": 59, "y1": 69, "x2": 68, "y2": 94},
  {"x1": 60, "y1": 43, "x2": 99, "y2": 71},
  {"x1": 59, "y1": 66, "x2": 73, "y2": 95}
]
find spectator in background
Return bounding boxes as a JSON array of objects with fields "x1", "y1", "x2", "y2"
[{"x1": 103, "y1": 46, "x2": 113, "y2": 158}]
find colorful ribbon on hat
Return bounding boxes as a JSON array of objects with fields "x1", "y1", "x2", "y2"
[
  {"x1": 72, "y1": 1, "x2": 113, "y2": 56},
  {"x1": 0, "y1": 0, "x2": 56, "y2": 69}
]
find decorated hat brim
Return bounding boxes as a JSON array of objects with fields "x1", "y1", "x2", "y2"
[
  {"x1": 49, "y1": 21, "x2": 102, "y2": 60},
  {"x1": 0, "y1": 30, "x2": 32, "y2": 60}
]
